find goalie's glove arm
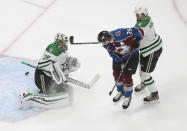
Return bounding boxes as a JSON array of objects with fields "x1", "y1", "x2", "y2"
[
  {"x1": 38, "y1": 60, "x2": 53, "y2": 69},
  {"x1": 38, "y1": 59, "x2": 58, "y2": 68},
  {"x1": 37, "y1": 60, "x2": 54, "y2": 74},
  {"x1": 38, "y1": 60, "x2": 66, "y2": 84},
  {"x1": 50, "y1": 61, "x2": 66, "y2": 84}
]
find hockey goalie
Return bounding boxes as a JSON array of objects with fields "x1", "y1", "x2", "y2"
[{"x1": 19, "y1": 33, "x2": 80, "y2": 109}]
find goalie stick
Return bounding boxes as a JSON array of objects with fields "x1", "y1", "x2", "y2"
[
  {"x1": 69, "y1": 36, "x2": 99, "y2": 45},
  {"x1": 21, "y1": 61, "x2": 100, "y2": 89},
  {"x1": 66, "y1": 74, "x2": 100, "y2": 89}
]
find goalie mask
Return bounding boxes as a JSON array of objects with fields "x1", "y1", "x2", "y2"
[
  {"x1": 135, "y1": 7, "x2": 148, "y2": 20},
  {"x1": 55, "y1": 33, "x2": 68, "y2": 52}
]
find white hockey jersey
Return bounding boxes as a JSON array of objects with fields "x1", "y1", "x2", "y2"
[
  {"x1": 135, "y1": 16, "x2": 163, "y2": 57},
  {"x1": 37, "y1": 43, "x2": 80, "y2": 84},
  {"x1": 38, "y1": 43, "x2": 70, "y2": 75}
]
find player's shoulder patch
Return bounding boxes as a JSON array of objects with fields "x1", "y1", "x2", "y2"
[
  {"x1": 46, "y1": 43, "x2": 62, "y2": 56},
  {"x1": 115, "y1": 31, "x2": 121, "y2": 36},
  {"x1": 48, "y1": 47, "x2": 54, "y2": 53}
]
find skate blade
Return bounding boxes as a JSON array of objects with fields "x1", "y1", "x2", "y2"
[
  {"x1": 134, "y1": 88, "x2": 147, "y2": 96},
  {"x1": 113, "y1": 97, "x2": 124, "y2": 105},
  {"x1": 18, "y1": 93, "x2": 24, "y2": 109},
  {"x1": 144, "y1": 99, "x2": 160, "y2": 104}
]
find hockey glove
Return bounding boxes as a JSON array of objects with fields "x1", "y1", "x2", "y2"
[
  {"x1": 68, "y1": 57, "x2": 80, "y2": 72},
  {"x1": 132, "y1": 36, "x2": 141, "y2": 48}
]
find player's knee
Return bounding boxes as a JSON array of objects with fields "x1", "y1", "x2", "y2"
[
  {"x1": 113, "y1": 71, "x2": 121, "y2": 81},
  {"x1": 122, "y1": 74, "x2": 133, "y2": 87}
]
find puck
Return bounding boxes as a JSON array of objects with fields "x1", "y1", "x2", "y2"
[{"x1": 25, "y1": 72, "x2": 29, "y2": 75}]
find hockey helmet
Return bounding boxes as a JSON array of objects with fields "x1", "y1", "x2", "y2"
[
  {"x1": 55, "y1": 33, "x2": 68, "y2": 52},
  {"x1": 97, "y1": 31, "x2": 112, "y2": 43},
  {"x1": 135, "y1": 7, "x2": 148, "y2": 20}
]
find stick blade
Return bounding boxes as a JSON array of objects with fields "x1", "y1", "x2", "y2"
[
  {"x1": 88, "y1": 73, "x2": 100, "y2": 89},
  {"x1": 69, "y1": 36, "x2": 74, "y2": 44}
]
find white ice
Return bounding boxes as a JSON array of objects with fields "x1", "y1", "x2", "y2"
[{"x1": 0, "y1": 0, "x2": 187, "y2": 131}]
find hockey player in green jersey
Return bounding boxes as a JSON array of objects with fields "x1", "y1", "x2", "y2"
[
  {"x1": 134, "y1": 7, "x2": 163, "y2": 103},
  {"x1": 19, "y1": 33, "x2": 80, "y2": 109}
]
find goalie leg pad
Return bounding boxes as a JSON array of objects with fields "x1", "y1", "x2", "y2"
[{"x1": 19, "y1": 92, "x2": 70, "y2": 110}]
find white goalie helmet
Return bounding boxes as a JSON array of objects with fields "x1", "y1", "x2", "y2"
[
  {"x1": 55, "y1": 33, "x2": 68, "y2": 52},
  {"x1": 135, "y1": 7, "x2": 148, "y2": 16}
]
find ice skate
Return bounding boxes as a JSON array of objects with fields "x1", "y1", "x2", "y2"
[
  {"x1": 113, "y1": 92, "x2": 123, "y2": 102},
  {"x1": 122, "y1": 96, "x2": 132, "y2": 109},
  {"x1": 134, "y1": 82, "x2": 146, "y2": 92},
  {"x1": 18, "y1": 93, "x2": 24, "y2": 109},
  {"x1": 18, "y1": 91, "x2": 33, "y2": 109},
  {"x1": 144, "y1": 91, "x2": 159, "y2": 103}
]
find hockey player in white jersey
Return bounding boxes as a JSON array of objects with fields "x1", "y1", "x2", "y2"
[
  {"x1": 134, "y1": 7, "x2": 163, "y2": 103},
  {"x1": 19, "y1": 33, "x2": 80, "y2": 109}
]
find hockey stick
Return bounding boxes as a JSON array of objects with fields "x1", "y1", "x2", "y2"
[
  {"x1": 109, "y1": 64, "x2": 126, "y2": 96},
  {"x1": 21, "y1": 61, "x2": 100, "y2": 89},
  {"x1": 69, "y1": 36, "x2": 99, "y2": 45}
]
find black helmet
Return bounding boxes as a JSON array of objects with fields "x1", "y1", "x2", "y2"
[{"x1": 97, "y1": 31, "x2": 112, "y2": 42}]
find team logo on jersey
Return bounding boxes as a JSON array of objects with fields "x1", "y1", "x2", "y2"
[
  {"x1": 61, "y1": 58, "x2": 70, "y2": 72},
  {"x1": 115, "y1": 42, "x2": 130, "y2": 55},
  {"x1": 115, "y1": 31, "x2": 121, "y2": 36}
]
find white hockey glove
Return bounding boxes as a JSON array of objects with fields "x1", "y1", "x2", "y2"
[{"x1": 68, "y1": 57, "x2": 80, "y2": 72}]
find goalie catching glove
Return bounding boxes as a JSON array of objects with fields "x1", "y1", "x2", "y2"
[{"x1": 67, "y1": 57, "x2": 80, "y2": 72}]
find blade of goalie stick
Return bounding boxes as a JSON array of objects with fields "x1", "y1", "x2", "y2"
[
  {"x1": 88, "y1": 73, "x2": 100, "y2": 88},
  {"x1": 66, "y1": 77, "x2": 90, "y2": 89},
  {"x1": 66, "y1": 74, "x2": 100, "y2": 89}
]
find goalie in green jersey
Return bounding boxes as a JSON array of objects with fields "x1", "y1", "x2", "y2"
[{"x1": 19, "y1": 33, "x2": 80, "y2": 109}]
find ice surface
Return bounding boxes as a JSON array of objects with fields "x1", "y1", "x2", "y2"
[
  {"x1": 0, "y1": 57, "x2": 43, "y2": 122},
  {"x1": 0, "y1": 0, "x2": 187, "y2": 131}
]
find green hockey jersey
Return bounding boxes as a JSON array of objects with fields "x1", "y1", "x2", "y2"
[{"x1": 37, "y1": 43, "x2": 69, "y2": 77}]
